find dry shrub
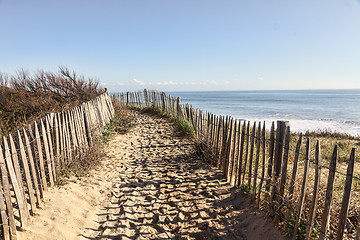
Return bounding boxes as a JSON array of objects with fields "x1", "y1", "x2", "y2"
[
  {"x1": 57, "y1": 143, "x2": 106, "y2": 184},
  {"x1": 0, "y1": 67, "x2": 103, "y2": 136},
  {"x1": 111, "y1": 98, "x2": 135, "y2": 134}
]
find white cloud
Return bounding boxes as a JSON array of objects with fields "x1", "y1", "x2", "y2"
[
  {"x1": 133, "y1": 78, "x2": 146, "y2": 85},
  {"x1": 224, "y1": 80, "x2": 230, "y2": 85},
  {"x1": 130, "y1": 79, "x2": 221, "y2": 87},
  {"x1": 258, "y1": 77, "x2": 264, "y2": 81}
]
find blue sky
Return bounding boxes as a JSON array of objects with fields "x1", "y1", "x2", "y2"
[{"x1": 1, "y1": 0, "x2": 360, "y2": 92}]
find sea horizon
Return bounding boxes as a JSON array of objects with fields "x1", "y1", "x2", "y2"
[{"x1": 165, "y1": 89, "x2": 360, "y2": 137}]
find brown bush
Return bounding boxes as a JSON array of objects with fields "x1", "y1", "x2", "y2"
[{"x1": 0, "y1": 67, "x2": 104, "y2": 136}]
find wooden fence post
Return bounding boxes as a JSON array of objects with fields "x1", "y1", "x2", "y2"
[
  {"x1": 45, "y1": 118, "x2": 57, "y2": 182},
  {"x1": 336, "y1": 148, "x2": 356, "y2": 240},
  {"x1": 8, "y1": 134, "x2": 29, "y2": 207},
  {"x1": 16, "y1": 130, "x2": 37, "y2": 216},
  {"x1": 0, "y1": 143, "x2": 16, "y2": 239},
  {"x1": 305, "y1": 140, "x2": 321, "y2": 240},
  {"x1": 271, "y1": 121, "x2": 289, "y2": 202},
  {"x1": 232, "y1": 120, "x2": 241, "y2": 185},
  {"x1": 40, "y1": 119, "x2": 54, "y2": 187},
  {"x1": 292, "y1": 138, "x2": 310, "y2": 240},
  {"x1": 266, "y1": 122, "x2": 275, "y2": 193},
  {"x1": 288, "y1": 133, "x2": 303, "y2": 198},
  {"x1": 319, "y1": 145, "x2": 337, "y2": 239},
  {"x1": 242, "y1": 121, "x2": 250, "y2": 184},
  {"x1": 34, "y1": 121, "x2": 48, "y2": 192},
  {"x1": 253, "y1": 122, "x2": 261, "y2": 197},
  {"x1": 247, "y1": 122, "x2": 256, "y2": 188},
  {"x1": 227, "y1": 119, "x2": 236, "y2": 183},
  {"x1": 23, "y1": 128, "x2": 42, "y2": 207},
  {"x1": 0, "y1": 187, "x2": 9, "y2": 240},
  {"x1": 257, "y1": 122, "x2": 266, "y2": 207},
  {"x1": 3, "y1": 136, "x2": 29, "y2": 227},
  {"x1": 236, "y1": 121, "x2": 246, "y2": 187},
  {"x1": 53, "y1": 114, "x2": 60, "y2": 173}
]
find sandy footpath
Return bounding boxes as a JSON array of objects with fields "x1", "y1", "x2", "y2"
[{"x1": 18, "y1": 110, "x2": 286, "y2": 240}]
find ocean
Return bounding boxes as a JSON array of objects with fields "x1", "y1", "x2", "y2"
[{"x1": 168, "y1": 89, "x2": 360, "y2": 136}]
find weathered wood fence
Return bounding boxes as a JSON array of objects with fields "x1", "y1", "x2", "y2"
[
  {"x1": 113, "y1": 89, "x2": 359, "y2": 240},
  {"x1": 0, "y1": 91, "x2": 114, "y2": 240}
]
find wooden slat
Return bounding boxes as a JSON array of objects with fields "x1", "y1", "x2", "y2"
[
  {"x1": 68, "y1": 110, "x2": 78, "y2": 157},
  {"x1": 242, "y1": 121, "x2": 250, "y2": 184},
  {"x1": 63, "y1": 112, "x2": 72, "y2": 163},
  {"x1": 271, "y1": 121, "x2": 289, "y2": 201},
  {"x1": 356, "y1": 211, "x2": 360, "y2": 240},
  {"x1": 274, "y1": 125, "x2": 291, "y2": 222},
  {"x1": 23, "y1": 128, "x2": 42, "y2": 206},
  {"x1": 336, "y1": 148, "x2": 356, "y2": 240},
  {"x1": 78, "y1": 107, "x2": 88, "y2": 150},
  {"x1": 292, "y1": 138, "x2": 310, "y2": 240},
  {"x1": 279, "y1": 125, "x2": 290, "y2": 197},
  {"x1": 288, "y1": 133, "x2": 303, "y2": 198},
  {"x1": 232, "y1": 120, "x2": 241, "y2": 186},
  {"x1": 220, "y1": 116, "x2": 227, "y2": 171},
  {"x1": 2, "y1": 136, "x2": 29, "y2": 227},
  {"x1": 8, "y1": 134, "x2": 29, "y2": 209},
  {"x1": 319, "y1": 145, "x2": 337, "y2": 239},
  {"x1": 247, "y1": 122, "x2": 256, "y2": 188},
  {"x1": 53, "y1": 113, "x2": 60, "y2": 173},
  {"x1": 252, "y1": 122, "x2": 261, "y2": 197},
  {"x1": 40, "y1": 119, "x2": 54, "y2": 187},
  {"x1": 0, "y1": 145, "x2": 12, "y2": 240},
  {"x1": 57, "y1": 113, "x2": 65, "y2": 168},
  {"x1": 237, "y1": 121, "x2": 246, "y2": 186},
  {"x1": 45, "y1": 118, "x2": 57, "y2": 182},
  {"x1": 226, "y1": 119, "x2": 235, "y2": 183},
  {"x1": 265, "y1": 122, "x2": 275, "y2": 193},
  {"x1": 34, "y1": 121, "x2": 48, "y2": 192},
  {"x1": 224, "y1": 117, "x2": 233, "y2": 178},
  {"x1": 16, "y1": 130, "x2": 36, "y2": 215},
  {"x1": 257, "y1": 122, "x2": 266, "y2": 207},
  {"x1": 216, "y1": 116, "x2": 222, "y2": 168},
  {"x1": 305, "y1": 140, "x2": 321, "y2": 240}
]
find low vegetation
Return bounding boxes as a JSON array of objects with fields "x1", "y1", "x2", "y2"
[
  {"x1": 58, "y1": 99, "x2": 134, "y2": 184},
  {"x1": 0, "y1": 67, "x2": 103, "y2": 136},
  {"x1": 135, "y1": 105, "x2": 196, "y2": 138}
]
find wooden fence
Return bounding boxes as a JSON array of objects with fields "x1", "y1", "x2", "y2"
[
  {"x1": 0, "y1": 91, "x2": 114, "y2": 240},
  {"x1": 113, "y1": 89, "x2": 359, "y2": 240}
]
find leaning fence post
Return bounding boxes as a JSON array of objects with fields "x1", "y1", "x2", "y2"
[
  {"x1": 336, "y1": 148, "x2": 356, "y2": 240},
  {"x1": 242, "y1": 121, "x2": 250, "y2": 184},
  {"x1": 23, "y1": 128, "x2": 42, "y2": 206},
  {"x1": 288, "y1": 133, "x2": 302, "y2": 198},
  {"x1": 305, "y1": 140, "x2": 321, "y2": 240},
  {"x1": 3, "y1": 136, "x2": 29, "y2": 227},
  {"x1": 257, "y1": 122, "x2": 266, "y2": 207},
  {"x1": 16, "y1": 130, "x2": 36, "y2": 216},
  {"x1": 319, "y1": 145, "x2": 337, "y2": 239},
  {"x1": 0, "y1": 143, "x2": 16, "y2": 239},
  {"x1": 252, "y1": 122, "x2": 261, "y2": 197},
  {"x1": 265, "y1": 122, "x2": 275, "y2": 194},
  {"x1": 292, "y1": 138, "x2": 310, "y2": 240},
  {"x1": 247, "y1": 122, "x2": 256, "y2": 188},
  {"x1": 237, "y1": 121, "x2": 246, "y2": 186}
]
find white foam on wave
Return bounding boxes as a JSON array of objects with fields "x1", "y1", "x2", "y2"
[{"x1": 233, "y1": 117, "x2": 360, "y2": 137}]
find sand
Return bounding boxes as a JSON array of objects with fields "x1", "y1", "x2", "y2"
[{"x1": 18, "y1": 110, "x2": 286, "y2": 240}]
